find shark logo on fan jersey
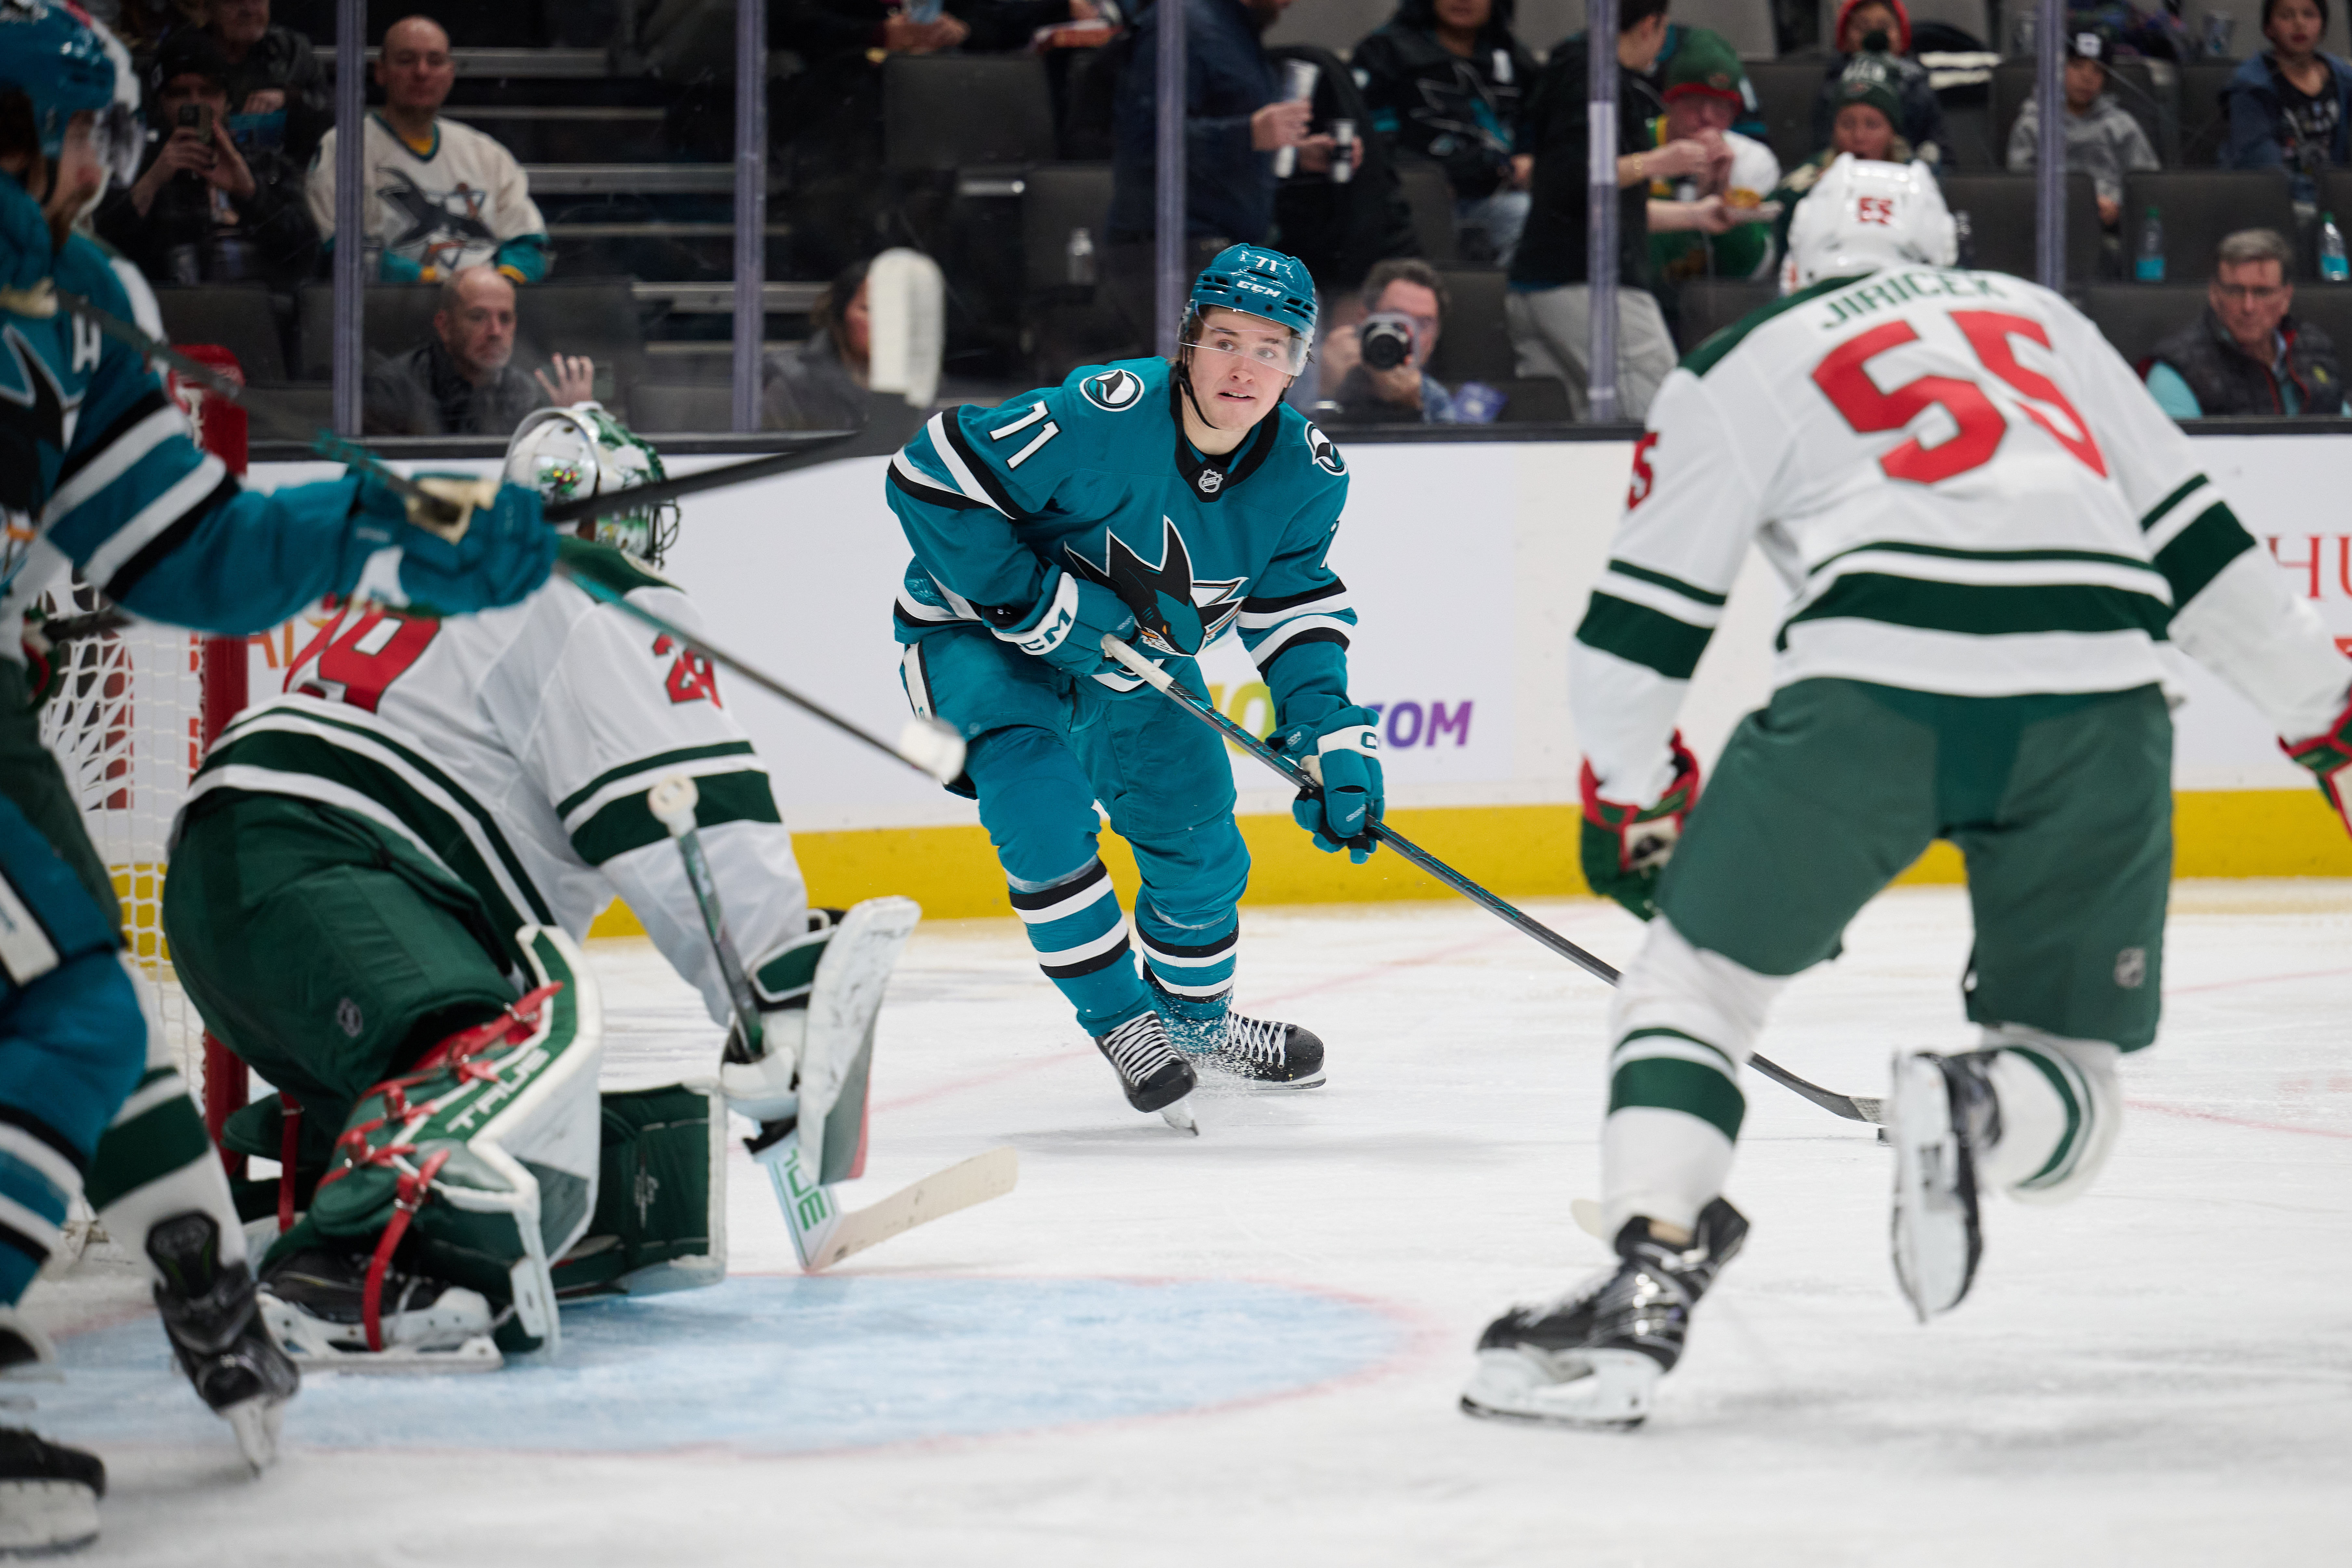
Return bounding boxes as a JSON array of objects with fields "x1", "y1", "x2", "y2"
[
  {"x1": 1063, "y1": 516, "x2": 1246, "y2": 657},
  {"x1": 1079, "y1": 366, "x2": 1147, "y2": 412}
]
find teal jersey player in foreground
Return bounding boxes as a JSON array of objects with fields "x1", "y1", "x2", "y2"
[
  {"x1": 886, "y1": 245, "x2": 1379, "y2": 1125},
  {"x1": 0, "y1": 1, "x2": 551, "y2": 1547}
]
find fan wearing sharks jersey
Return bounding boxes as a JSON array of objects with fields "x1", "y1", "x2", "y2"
[{"x1": 886, "y1": 244, "x2": 1371, "y2": 1124}]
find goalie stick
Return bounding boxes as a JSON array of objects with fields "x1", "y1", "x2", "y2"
[
  {"x1": 1099, "y1": 635, "x2": 1885, "y2": 1126},
  {"x1": 645, "y1": 775, "x2": 1016, "y2": 1270}
]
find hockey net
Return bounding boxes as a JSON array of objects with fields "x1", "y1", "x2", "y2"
[{"x1": 35, "y1": 351, "x2": 255, "y2": 1165}]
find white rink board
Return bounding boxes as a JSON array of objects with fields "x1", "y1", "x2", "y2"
[{"x1": 252, "y1": 430, "x2": 2352, "y2": 825}]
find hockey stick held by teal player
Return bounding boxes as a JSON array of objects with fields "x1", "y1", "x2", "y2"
[
  {"x1": 1098, "y1": 634, "x2": 1885, "y2": 1126},
  {"x1": 558, "y1": 564, "x2": 967, "y2": 785}
]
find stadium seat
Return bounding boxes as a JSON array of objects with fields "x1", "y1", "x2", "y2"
[
  {"x1": 629, "y1": 382, "x2": 735, "y2": 432},
  {"x1": 2123, "y1": 169, "x2": 2298, "y2": 280},
  {"x1": 1487, "y1": 375, "x2": 1575, "y2": 422},
  {"x1": 1396, "y1": 161, "x2": 1460, "y2": 264},
  {"x1": 1428, "y1": 268, "x2": 1516, "y2": 384},
  {"x1": 1675, "y1": 0, "x2": 1777, "y2": 59},
  {"x1": 2082, "y1": 282, "x2": 2208, "y2": 369},
  {"x1": 1676, "y1": 277, "x2": 1776, "y2": 353},
  {"x1": 1021, "y1": 164, "x2": 1116, "y2": 293},
  {"x1": 2312, "y1": 171, "x2": 2352, "y2": 243},
  {"x1": 1747, "y1": 60, "x2": 1831, "y2": 170},
  {"x1": 883, "y1": 56, "x2": 1057, "y2": 174},
  {"x1": 2177, "y1": 60, "x2": 2239, "y2": 168},
  {"x1": 240, "y1": 382, "x2": 334, "y2": 435},
  {"x1": 151, "y1": 286, "x2": 287, "y2": 384},
  {"x1": 1934, "y1": 171, "x2": 2102, "y2": 281},
  {"x1": 1992, "y1": 60, "x2": 2173, "y2": 168},
  {"x1": 1260, "y1": 0, "x2": 1395, "y2": 55}
]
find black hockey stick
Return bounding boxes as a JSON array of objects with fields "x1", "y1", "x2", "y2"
[
  {"x1": 555, "y1": 562, "x2": 968, "y2": 786},
  {"x1": 1100, "y1": 635, "x2": 1884, "y2": 1125}
]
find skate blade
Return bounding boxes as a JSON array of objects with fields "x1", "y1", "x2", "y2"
[
  {"x1": 1159, "y1": 1099, "x2": 1200, "y2": 1135},
  {"x1": 0, "y1": 1481, "x2": 99, "y2": 1556},
  {"x1": 223, "y1": 1395, "x2": 284, "y2": 1472},
  {"x1": 1197, "y1": 1063, "x2": 1326, "y2": 1092},
  {"x1": 1458, "y1": 1347, "x2": 1655, "y2": 1430},
  {"x1": 1888, "y1": 1055, "x2": 1980, "y2": 1323}
]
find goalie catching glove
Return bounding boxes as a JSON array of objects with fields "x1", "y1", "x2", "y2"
[
  {"x1": 2281, "y1": 686, "x2": 2352, "y2": 840},
  {"x1": 1275, "y1": 707, "x2": 1384, "y2": 863},
  {"x1": 1579, "y1": 733, "x2": 1701, "y2": 921}
]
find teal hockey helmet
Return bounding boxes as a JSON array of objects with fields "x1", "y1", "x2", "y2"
[
  {"x1": 1184, "y1": 243, "x2": 1317, "y2": 374},
  {"x1": 0, "y1": 0, "x2": 119, "y2": 165}
]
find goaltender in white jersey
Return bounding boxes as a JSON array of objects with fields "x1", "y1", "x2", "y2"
[
  {"x1": 161, "y1": 407, "x2": 910, "y2": 1367},
  {"x1": 1463, "y1": 157, "x2": 2352, "y2": 1428}
]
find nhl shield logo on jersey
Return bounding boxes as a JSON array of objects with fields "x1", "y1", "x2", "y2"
[
  {"x1": 1064, "y1": 517, "x2": 1245, "y2": 657},
  {"x1": 1306, "y1": 423, "x2": 1344, "y2": 477},
  {"x1": 1079, "y1": 366, "x2": 1147, "y2": 413}
]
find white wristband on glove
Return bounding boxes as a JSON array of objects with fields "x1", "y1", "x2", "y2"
[{"x1": 1000, "y1": 571, "x2": 1079, "y2": 656}]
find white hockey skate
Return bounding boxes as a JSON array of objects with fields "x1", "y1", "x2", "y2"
[
  {"x1": 1888, "y1": 1051, "x2": 1992, "y2": 1321},
  {"x1": 1462, "y1": 1199, "x2": 1748, "y2": 1430}
]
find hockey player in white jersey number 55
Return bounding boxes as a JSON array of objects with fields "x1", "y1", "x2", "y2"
[
  {"x1": 1463, "y1": 156, "x2": 2352, "y2": 1429},
  {"x1": 160, "y1": 406, "x2": 915, "y2": 1372}
]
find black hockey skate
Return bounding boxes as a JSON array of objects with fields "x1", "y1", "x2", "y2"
[
  {"x1": 0, "y1": 1428, "x2": 104, "y2": 1556},
  {"x1": 1147, "y1": 974, "x2": 1326, "y2": 1089},
  {"x1": 1462, "y1": 1198, "x2": 1749, "y2": 1429},
  {"x1": 1889, "y1": 1050, "x2": 1996, "y2": 1322},
  {"x1": 259, "y1": 1245, "x2": 503, "y2": 1373},
  {"x1": 1093, "y1": 1011, "x2": 1199, "y2": 1127},
  {"x1": 147, "y1": 1214, "x2": 300, "y2": 1471}
]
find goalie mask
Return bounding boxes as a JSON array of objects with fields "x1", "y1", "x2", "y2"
[
  {"x1": 504, "y1": 402, "x2": 678, "y2": 566},
  {"x1": 1782, "y1": 155, "x2": 1957, "y2": 292}
]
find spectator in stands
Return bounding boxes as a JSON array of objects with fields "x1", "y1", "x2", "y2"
[
  {"x1": 2145, "y1": 228, "x2": 2345, "y2": 418},
  {"x1": 2007, "y1": 27, "x2": 2159, "y2": 232},
  {"x1": 94, "y1": 29, "x2": 317, "y2": 289},
  {"x1": 1809, "y1": 0, "x2": 1945, "y2": 165},
  {"x1": 1768, "y1": 58, "x2": 1912, "y2": 260},
  {"x1": 1508, "y1": 0, "x2": 1720, "y2": 420},
  {"x1": 307, "y1": 16, "x2": 552, "y2": 284},
  {"x1": 1646, "y1": 28, "x2": 1781, "y2": 298},
  {"x1": 1352, "y1": 0, "x2": 1537, "y2": 266},
  {"x1": 1102, "y1": 0, "x2": 1331, "y2": 357},
  {"x1": 203, "y1": 0, "x2": 331, "y2": 174},
  {"x1": 764, "y1": 257, "x2": 873, "y2": 431},
  {"x1": 363, "y1": 266, "x2": 595, "y2": 435},
  {"x1": 2226, "y1": 0, "x2": 2352, "y2": 199},
  {"x1": 1323, "y1": 259, "x2": 1457, "y2": 424}
]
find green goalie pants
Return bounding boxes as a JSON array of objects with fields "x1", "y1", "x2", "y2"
[{"x1": 1599, "y1": 678, "x2": 2172, "y2": 1233}]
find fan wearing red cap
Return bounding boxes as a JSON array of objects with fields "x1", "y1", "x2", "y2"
[{"x1": 1808, "y1": 0, "x2": 1948, "y2": 164}]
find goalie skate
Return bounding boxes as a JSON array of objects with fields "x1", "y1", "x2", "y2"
[
  {"x1": 1888, "y1": 1051, "x2": 1990, "y2": 1322},
  {"x1": 1462, "y1": 1199, "x2": 1748, "y2": 1430},
  {"x1": 259, "y1": 1249, "x2": 503, "y2": 1374}
]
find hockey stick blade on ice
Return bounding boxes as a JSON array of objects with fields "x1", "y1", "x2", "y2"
[
  {"x1": 645, "y1": 776, "x2": 1014, "y2": 1269},
  {"x1": 567, "y1": 566, "x2": 965, "y2": 785},
  {"x1": 1099, "y1": 635, "x2": 1884, "y2": 1126}
]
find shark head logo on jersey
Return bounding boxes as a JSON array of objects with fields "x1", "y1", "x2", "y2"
[
  {"x1": 1783, "y1": 156, "x2": 1957, "y2": 290},
  {"x1": 1064, "y1": 517, "x2": 1246, "y2": 658},
  {"x1": 1079, "y1": 366, "x2": 1146, "y2": 412}
]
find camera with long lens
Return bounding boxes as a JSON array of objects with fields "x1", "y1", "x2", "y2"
[{"x1": 1358, "y1": 312, "x2": 1417, "y2": 372}]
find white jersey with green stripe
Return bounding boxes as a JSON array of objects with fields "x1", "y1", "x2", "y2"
[
  {"x1": 1575, "y1": 263, "x2": 2352, "y2": 803},
  {"x1": 182, "y1": 538, "x2": 806, "y2": 1024}
]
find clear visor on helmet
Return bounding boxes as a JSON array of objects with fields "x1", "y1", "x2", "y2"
[
  {"x1": 91, "y1": 102, "x2": 141, "y2": 191},
  {"x1": 1180, "y1": 306, "x2": 1311, "y2": 376}
]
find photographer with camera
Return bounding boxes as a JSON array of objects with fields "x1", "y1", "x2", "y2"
[
  {"x1": 1323, "y1": 259, "x2": 1458, "y2": 425},
  {"x1": 94, "y1": 28, "x2": 316, "y2": 289}
]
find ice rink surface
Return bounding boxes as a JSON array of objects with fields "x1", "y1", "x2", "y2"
[{"x1": 25, "y1": 883, "x2": 2352, "y2": 1566}]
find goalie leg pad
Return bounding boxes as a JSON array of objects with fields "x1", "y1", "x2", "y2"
[
  {"x1": 551, "y1": 1081, "x2": 728, "y2": 1299},
  {"x1": 294, "y1": 927, "x2": 604, "y2": 1357}
]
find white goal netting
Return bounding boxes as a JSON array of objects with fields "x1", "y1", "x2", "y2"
[{"x1": 35, "y1": 582, "x2": 219, "y2": 1102}]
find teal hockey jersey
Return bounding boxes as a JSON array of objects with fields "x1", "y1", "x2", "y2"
[{"x1": 885, "y1": 357, "x2": 1358, "y2": 728}]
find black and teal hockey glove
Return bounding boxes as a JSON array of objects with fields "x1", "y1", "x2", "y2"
[{"x1": 1276, "y1": 707, "x2": 1384, "y2": 863}]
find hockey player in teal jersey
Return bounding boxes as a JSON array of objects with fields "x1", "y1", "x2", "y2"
[
  {"x1": 0, "y1": 1, "x2": 551, "y2": 1544},
  {"x1": 886, "y1": 245, "x2": 1376, "y2": 1123}
]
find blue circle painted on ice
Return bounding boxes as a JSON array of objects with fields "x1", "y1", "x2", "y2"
[{"x1": 44, "y1": 1277, "x2": 1401, "y2": 1455}]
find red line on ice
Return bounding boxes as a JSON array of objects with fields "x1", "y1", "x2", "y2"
[{"x1": 2126, "y1": 1098, "x2": 2352, "y2": 1141}]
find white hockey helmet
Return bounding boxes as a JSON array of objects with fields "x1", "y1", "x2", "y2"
[
  {"x1": 504, "y1": 402, "x2": 677, "y2": 566},
  {"x1": 1782, "y1": 155, "x2": 1959, "y2": 292}
]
